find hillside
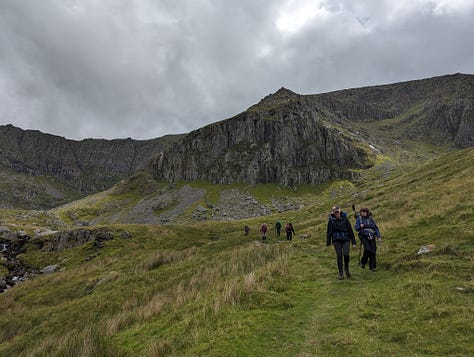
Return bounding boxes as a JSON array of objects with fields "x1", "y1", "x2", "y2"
[
  {"x1": 47, "y1": 171, "x2": 353, "y2": 227},
  {"x1": 0, "y1": 124, "x2": 183, "y2": 209},
  {"x1": 2, "y1": 74, "x2": 472, "y2": 210},
  {"x1": 312, "y1": 73, "x2": 474, "y2": 147},
  {"x1": 0, "y1": 148, "x2": 472, "y2": 355}
]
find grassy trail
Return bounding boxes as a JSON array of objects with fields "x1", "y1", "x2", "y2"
[{"x1": 203, "y1": 236, "x2": 473, "y2": 357}]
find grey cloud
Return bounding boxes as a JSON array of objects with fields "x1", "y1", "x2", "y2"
[{"x1": 0, "y1": 0, "x2": 473, "y2": 140}]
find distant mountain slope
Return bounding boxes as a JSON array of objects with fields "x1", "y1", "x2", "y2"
[
  {"x1": 149, "y1": 74, "x2": 473, "y2": 186},
  {"x1": 0, "y1": 124, "x2": 183, "y2": 208},
  {"x1": 312, "y1": 73, "x2": 473, "y2": 147},
  {"x1": 1, "y1": 73, "x2": 473, "y2": 209}
]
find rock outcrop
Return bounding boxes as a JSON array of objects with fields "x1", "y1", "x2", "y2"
[
  {"x1": 0, "y1": 228, "x2": 35, "y2": 291},
  {"x1": 149, "y1": 89, "x2": 372, "y2": 186},
  {"x1": 0, "y1": 226, "x2": 131, "y2": 291},
  {"x1": 148, "y1": 74, "x2": 473, "y2": 186}
]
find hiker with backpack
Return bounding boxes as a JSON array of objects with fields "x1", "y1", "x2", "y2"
[
  {"x1": 260, "y1": 223, "x2": 268, "y2": 242},
  {"x1": 355, "y1": 208, "x2": 382, "y2": 271},
  {"x1": 285, "y1": 222, "x2": 295, "y2": 241},
  {"x1": 244, "y1": 225, "x2": 250, "y2": 236},
  {"x1": 326, "y1": 206, "x2": 356, "y2": 280},
  {"x1": 275, "y1": 220, "x2": 282, "y2": 237}
]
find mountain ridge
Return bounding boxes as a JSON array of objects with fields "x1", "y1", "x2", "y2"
[
  {"x1": 1, "y1": 73, "x2": 473, "y2": 209},
  {"x1": 148, "y1": 73, "x2": 473, "y2": 186},
  {"x1": 0, "y1": 124, "x2": 183, "y2": 208}
]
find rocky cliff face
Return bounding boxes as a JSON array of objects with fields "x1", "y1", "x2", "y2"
[
  {"x1": 149, "y1": 74, "x2": 473, "y2": 186},
  {"x1": 149, "y1": 88, "x2": 373, "y2": 186},
  {"x1": 0, "y1": 124, "x2": 182, "y2": 195},
  {"x1": 312, "y1": 73, "x2": 474, "y2": 147}
]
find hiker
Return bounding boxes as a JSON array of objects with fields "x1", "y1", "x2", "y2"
[
  {"x1": 244, "y1": 225, "x2": 250, "y2": 236},
  {"x1": 326, "y1": 206, "x2": 356, "y2": 280},
  {"x1": 355, "y1": 208, "x2": 382, "y2": 271},
  {"x1": 260, "y1": 223, "x2": 268, "y2": 241},
  {"x1": 285, "y1": 222, "x2": 295, "y2": 241},
  {"x1": 275, "y1": 221, "x2": 282, "y2": 237}
]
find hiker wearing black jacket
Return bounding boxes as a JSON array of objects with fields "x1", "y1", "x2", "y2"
[
  {"x1": 275, "y1": 221, "x2": 282, "y2": 237},
  {"x1": 355, "y1": 208, "x2": 382, "y2": 271},
  {"x1": 326, "y1": 206, "x2": 356, "y2": 280}
]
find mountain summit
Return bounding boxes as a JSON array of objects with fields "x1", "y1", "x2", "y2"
[
  {"x1": 149, "y1": 74, "x2": 474, "y2": 186},
  {"x1": 247, "y1": 87, "x2": 300, "y2": 113}
]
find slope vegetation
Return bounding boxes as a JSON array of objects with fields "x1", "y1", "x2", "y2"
[{"x1": 0, "y1": 148, "x2": 472, "y2": 356}]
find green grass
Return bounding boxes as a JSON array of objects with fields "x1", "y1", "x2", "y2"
[{"x1": 0, "y1": 148, "x2": 473, "y2": 356}]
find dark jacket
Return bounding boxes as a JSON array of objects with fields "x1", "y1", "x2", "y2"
[
  {"x1": 285, "y1": 223, "x2": 295, "y2": 233},
  {"x1": 355, "y1": 215, "x2": 381, "y2": 238},
  {"x1": 326, "y1": 213, "x2": 356, "y2": 246}
]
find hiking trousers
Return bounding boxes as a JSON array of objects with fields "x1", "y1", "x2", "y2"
[
  {"x1": 333, "y1": 240, "x2": 351, "y2": 273},
  {"x1": 360, "y1": 236, "x2": 377, "y2": 269}
]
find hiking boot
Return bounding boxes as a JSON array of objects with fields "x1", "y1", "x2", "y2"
[
  {"x1": 360, "y1": 263, "x2": 366, "y2": 269},
  {"x1": 345, "y1": 270, "x2": 352, "y2": 278},
  {"x1": 338, "y1": 273, "x2": 344, "y2": 280},
  {"x1": 370, "y1": 268, "x2": 377, "y2": 272}
]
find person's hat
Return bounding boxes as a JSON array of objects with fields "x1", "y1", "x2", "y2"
[{"x1": 332, "y1": 206, "x2": 341, "y2": 212}]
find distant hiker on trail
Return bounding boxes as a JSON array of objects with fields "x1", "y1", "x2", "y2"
[
  {"x1": 326, "y1": 206, "x2": 356, "y2": 280},
  {"x1": 244, "y1": 225, "x2": 250, "y2": 236},
  {"x1": 275, "y1": 221, "x2": 282, "y2": 237},
  {"x1": 285, "y1": 223, "x2": 295, "y2": 241},
  {"x1": 355, "y1": 208, "x2": 382, "y2": 271},
  {"x1": 260, "y1": 223, "x2": 268, "y2": 241}
]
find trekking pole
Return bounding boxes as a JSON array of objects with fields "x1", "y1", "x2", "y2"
[
  {"x1": 351, "y1": 204, "x2": 358, "y2": 220},
  {"x1": 352, "y1": 204, "x2": 362, "y2": 264}
]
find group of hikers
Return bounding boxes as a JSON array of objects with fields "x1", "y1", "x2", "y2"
[
  {"x1": 327, "y1": 205, "x2": 382, "y2": 280},
  {"x1": 244, "y1": 204, "x2": 382, "y2": 280},
  {"x1": 244, "y1": 221, "x2": 295, "y2": 241}
]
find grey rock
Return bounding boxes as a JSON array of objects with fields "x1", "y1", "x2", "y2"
[
  {"x1": 34, "y1": 228, "x2": 58, "y2": 237},
  {"x1": 44, "y1": 228, "x2": 114, "y2": 252},
  {"x1": 0, "y1": 226, "x2": 11, "y2": 234},
  {"x1": 16, "y1": 231, "x2": 28, "y2": 238},
  {"x1": 41, "y1": 265, "x2": 59, "y2": 274}
]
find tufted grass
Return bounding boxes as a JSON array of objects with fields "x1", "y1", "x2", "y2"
[{"x1": 0, "y1": 148, "x2": 472, "y2": 356}]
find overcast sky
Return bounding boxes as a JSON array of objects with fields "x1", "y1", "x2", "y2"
[{"x1": 1, "y1": 0, "x2": 473, "y2": 140}]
